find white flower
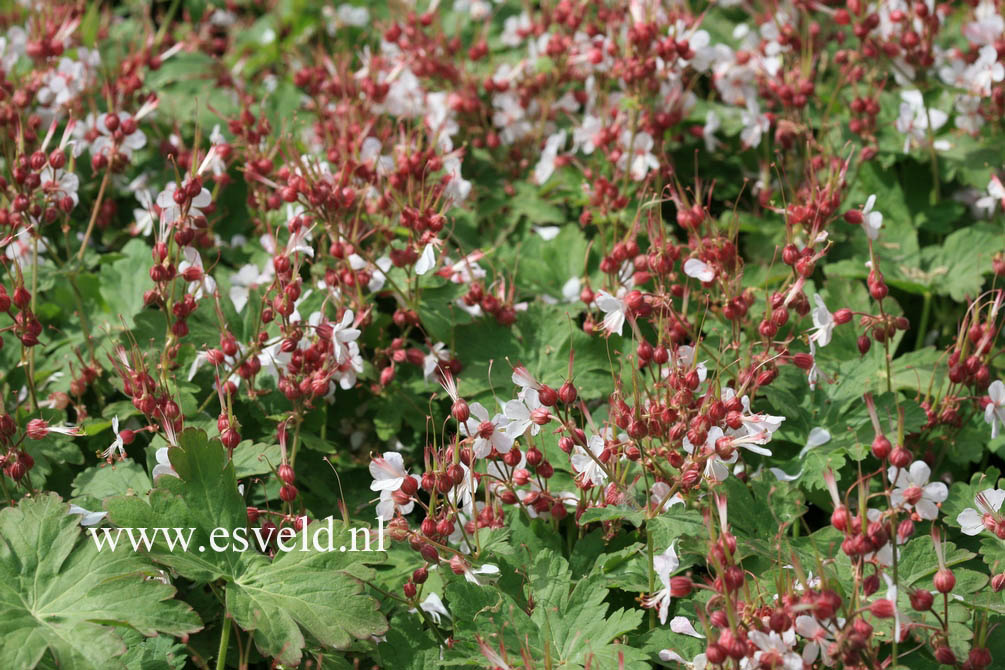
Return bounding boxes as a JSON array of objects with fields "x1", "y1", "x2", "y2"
[
  {"x1": 619, "y1": 130, "x2": 660, "y2": 181},
  {"x1": 460, "y1": 402, "x2": 513, "y2": 458},
  {"x1": 443, "y1": 155, "x2": 471, "y2": 206},
  {"x1": 571, "y1": 433, "x2": 608, "y2": 486},
  {"x1": 501, "y1": 11, "x2": 532, "y2": 46},
  {"x1": 328, "y1": 309, "x2": 361, "y2": 363},
  {"x1": 412, "y1": 592, "x2": 450, "y2": 624},
  {"x1": 229, "y1": 261, "x2": 274, "y2": 312},
  {"x1": 862, "y1": 194, "x2": 883, "y2": 240},
  {"x1": 423, "y1": 342, "x2": 450, "y2": 382},
  {"x1": 642, "y1": 542, "x2": 680, "y2": 624},
  {"x1": 740, "y1": 102, "x2": 770, "y2": 148},
  {"x1": 178, "y1": 247, "x2": 217, "y2": 299},
  {"x1": 369, "y1": 452, "x2": 409, "y2": 492},
  {"x1": 888, "y1": 460, "x2": 948, "y2": 520},
  {"x1": 957, "y1": 488, "x2": 1005, "y2": 535},
  {"x1": 132, "y1": 188, "x2": 156, "y2": 237},
  {"x1": 683, "y1": 426, "x2": 736, "y2": 481},
  {"x1": 595, "y1": 290, "x2": 627, "y2": 336},
  {"x1": 462, "y1": 562, "x2": 500, "y2": 585},
  {"x1": 503, "y1": 388, "x2": 543, "y2": 438},
  {"x1": 683, "y1": 258, "x2": 715, "y2": 282},
  {"x1": 807, "y1": 340, "x2": 819, "y2": 390},
  {"x1": 533, "y1": 130, "x2": 566, "y2": 184},
  {"x1": 152, "y1": 447, "x2": 179, "y2": 479},
  {"x1": 669, "y1": 616, "x2": 704, "y2": 638},
  {"x1": 985, "y1": 380, "x2": 1005, "y2": 438},
  {"x1": 748, "y1": 630, "x2": 802, "y2": 670},
  {"x1": 703, "y1": 110, "x2": 721, "y2": 151},
  {"x1": 415, "y1": 243, "x2": 437, "y2": 276},
  {"x1": 92, "y1": 113, "x2": 147, "y2": 159},
  {"x1": 650, "y1": 481, "x2": 685, "y2": 512},
  {"x1": 895, "y1": 90, "x2": 948, "y2": 153},
  {"x1": 795, "y1": 615, "x2": 837, "y2": 666},
  {"x1": 103, "y1": 416, "x2": 126, "y2": 460},
  {"x1": 976, "y1": 176, "x2": 1005, "y2": 217},
  {"x1": 797, "y1": 426, "x2": 831, "y2": 458},
  {"x1": 573, "y1": 115, "x2": 604, "y2": 155},
  {"x1": 809, "y1": 294, "x2": 835, "y2": 347},
  {"x1": 68, "y1": 504, "x2": 108, "y2": 527},
  {"x1": 156, "y1": 182, "x2": 212, "y2": 228},
  {"x1": 39, "y1": 167, "x2": 79, "y2": 209},
  {"x1": 360, "y1": 137, "x2": 395, "y2": 175}
]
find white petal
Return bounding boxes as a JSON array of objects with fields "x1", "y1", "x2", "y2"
[
  {"x1": 683, "y1": 258, "x2": 714, "y2": 282},
  {"x1": 957, "y1": 507, "x2": 985, "y2": 535},
  {"x1": 415, "y1": 243, "x2": 436, "y2": 276},
  {"x1": 670, "y1": 616, "x2": 705, "y2": 638}
]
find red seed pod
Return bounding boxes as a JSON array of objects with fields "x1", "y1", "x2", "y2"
[
  {"x1": 8, "y1": 460, "x2": 27, "y2": 480},
  {"x1": 279, "y1": 484, "x2": 298, "y2": 501},
  {"x1": 934, "y1": 647, "x2": 957, "y2": 665},
  {"x1": 420, "y1": 517, "x2": 436, "y2": 536},
  {"x1": 221, "y1": 428, "x2": 241, "y2": 449},
  {"x1": 722, "y1": 565, "x2": 745, "y2": 592},
  {"x1": 260, "y1": 521, "x2": 278, "y2": 545},
  {"x1": 769, "y1": 609, "x2": 791, "y2": 633},
  {"x1": 857, "y1": 334, "x2": 872, "y2": 354},
  {"x1": 525, "y1": 447, "x2": 543, "y2": 466},
  {"x1": 792, "y1": 352, "x2": 814, "y2": 370},
  {"x1": 934, "y1": 568, "x2": 956, "y2": 594},
  {"x1": 13, "y1": 286, "x2": 30, "y2": 309},
  {"x1": 538, "y1": 385, "x2": 558, "y2": 406},
  {"x1": 413, "y1": 567, "x2": 428, "y2": 584},
  {"x1": 992, "y1": 573, "x2": 1005, "y2": 593},
  {"x1": 670, "y1": 576, "x2": 693, "y2": 597},
  {"x1": 831, "y1": 505, "x2": 849, "y2": 531},
  {"x1": 536, "y1": 461, "x2": 554, "y2": 478},
  {"x1": 910, "y1": 588, "x2": 934, "y2": 611},
  {"x1": 863, "y1": 573, "x2": 880, "y2": 597},
  {"x1": 403, "y1": 581, "x2": 417, "y2": 598},
  {"x1": 795, "y1": 256, "x2": 816, "y2": 278},
  {"x1": 781, "y1": 244, "x2": 800, "y2": 266},
  {"x1": 869, "y1": 598, "x2": 895, "y2": 618},
  {"x1": 447, "y1": 463, "x2": 464, "y2": 485},
  {"x1": 400, "y1": 476, "x2": 418, "y2": 496},
  {"x1": 278, "y1": 464, "x2": 295, "y2": 484},
  {"x1": 247, "y1": 507, "x2": 259, "y2": 524},
  {"x1": 889, "y1": 446, "x2": 912, "y2": 468},
  {"x1": 844, "y1": 209, "x2": 864, "y2": 224},
  {"x1": 451, "y1": 399, "x2": 470, "y2": 423},
  {"x1": 897, "y1": 518, "x2": 914, "y2": 542},
  {"x1": 435, "y1": 518, "x2": 454, "y2": 536},
  {"x1": 969, "y1": 648, "x2": 992, "y2": 669},
  {"x1": 833, "y1": 308, "x2": 853, "y2": 324},
  {"x1": 558, "y1": 381, "x2": 578, "y2": 404},
  {"x1": 871, "y1": 434, "x2": 891, "y2": 460},
  {"x1": 869, "y1": 278, "x2": 888, "y2": 300},
  {"x1": 419, "y1": 543, "x2": 439, "y2": 563},
  {"x1": 705, "y1": 644, "x2": 726, "y2": 665}
]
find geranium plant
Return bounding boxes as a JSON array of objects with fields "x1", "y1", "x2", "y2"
[{"x1": 1, "y1": 1, "x2": 1004, "y2": 669}]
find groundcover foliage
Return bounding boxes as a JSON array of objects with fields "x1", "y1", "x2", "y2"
[{"x1": 1, "y1": 0, "x2": 1005, "y2": 668}]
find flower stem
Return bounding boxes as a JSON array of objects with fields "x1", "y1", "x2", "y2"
[
  {"x1": 215, "y1": 613, "x2": 231, "y2": 670},
  {"x1": 77, "y1": 169, "x2": 110, "y2": 262}
]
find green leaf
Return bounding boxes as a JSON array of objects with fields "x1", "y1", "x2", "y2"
[
  {"x1": 105, "y1": 428, "x2": 388, "y2": 666},
  {"x1": 445, "y1": 550, "x2": 647, "y2": 669},
  {"x1": 98, "y1": 239, "x2": 153, "y2": 328},
  {"x1": 72, "y1": 461, "x2": 152, "y2": 500},
  {"x1": 0, "y1": 493, "x2": 201, "y2": 670}
]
